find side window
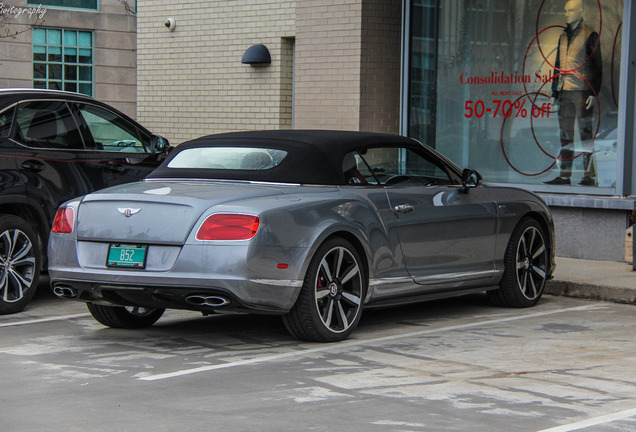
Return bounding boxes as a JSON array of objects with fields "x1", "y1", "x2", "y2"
[
  {"x1": 357, "y1": 147, "x2": 453, "y2": 186},
  {"x1": 14, "y1": 101, "x2": 84, "y2": 149},
  {"x1": 0, "y1": 106, "x2": 15, "y2": 138},
  {"x1": 342, "y1": 152, "x2": 379, "y2": 185},
  {"x1": 76, "y1": 104, "x2": 150, "y2": 153}
]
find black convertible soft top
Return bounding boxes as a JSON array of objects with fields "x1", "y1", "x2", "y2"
[{"x1": 148, "y1": 130, "x2": 441, "y2": 185}]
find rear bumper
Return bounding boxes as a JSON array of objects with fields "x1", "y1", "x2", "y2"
[
  {"x1": 48, "y1": 234, "x2": 308, "y2": 313},
  {"x1": 49, "y1": 277, "x2": 301, "y2": 314}
]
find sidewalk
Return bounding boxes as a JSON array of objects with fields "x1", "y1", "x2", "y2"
[{"x1": 546, "y1": 257, "x2": 636, "y2": 304}]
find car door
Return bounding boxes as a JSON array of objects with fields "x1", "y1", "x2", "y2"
[
  {"x1": 341, "y1": 151, "x2": 415, "y2": 299},
  {"x1": 0, "y1": 106, "x2": 25, "y2": 203},
  {"x1": 358, "y1": 146, "x2": 500, "y2": 290},
  {"x1": 11, "y1": 99, "x2": 104, "y2": 227},
  {"x1": 71, "y1": 102, "x2": 163, "y2": 186}
]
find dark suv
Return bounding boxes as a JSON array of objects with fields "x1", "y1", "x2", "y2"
[{"x1": 0, "y1": 89, "x2": 170, "y2": 314}]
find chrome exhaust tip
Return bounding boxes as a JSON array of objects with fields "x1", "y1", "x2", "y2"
[
  {"x1": 185, "y1": 295, "x2": 231, "y2": 307},
  {"x1": 53, "y1": 285, "x2": 78, "y2": 299}
]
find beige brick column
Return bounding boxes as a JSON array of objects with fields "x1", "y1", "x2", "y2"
[
  {"x1": 360, "y1": 0, "x2": 401, "y2": 134},
  {"x1": 294, "y1": 0, "x2": 401, "y2": 133},
  {"x1": 294, "y1": 0, "x2": 363, "y2": 131}
]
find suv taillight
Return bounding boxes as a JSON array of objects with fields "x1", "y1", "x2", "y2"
[
  {"x1": 196, "y1": 214, "x2": 260, "y2": 241},
  {"x1": 52, "y1": 208, "x2": 75, "y2": 234}
]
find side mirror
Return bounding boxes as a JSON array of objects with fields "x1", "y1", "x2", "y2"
[
  {"x1": 150, "y1": 135, "x2": 170, "y2": 153},
  {"x1": 461, "y1": 168, "x2": 482, "y2": 189}
]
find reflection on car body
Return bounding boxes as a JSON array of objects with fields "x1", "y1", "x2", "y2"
[{"x1": 47, "y1": 130, "x2": 556, "y2": 342}]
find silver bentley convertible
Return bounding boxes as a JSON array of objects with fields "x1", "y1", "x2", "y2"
[{"x1": 48, "y1": 130, "x2": 556, "y2": 342}]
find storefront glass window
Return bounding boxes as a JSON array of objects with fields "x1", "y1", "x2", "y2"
[{"x1": 408, "y1": 0, "x2": 624, "y2": 190}]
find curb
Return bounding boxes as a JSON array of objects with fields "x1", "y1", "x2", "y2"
[{"x1": 546, "y1": 280, "x2": 636, "y2": 305}]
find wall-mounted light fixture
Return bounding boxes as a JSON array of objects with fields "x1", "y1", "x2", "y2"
[
  {"x1": 241, "y1": 44, "x2": 271, "y2": 66},
  {"x1": 164, "y1": 17, "x2": 176, "y2": 31}
]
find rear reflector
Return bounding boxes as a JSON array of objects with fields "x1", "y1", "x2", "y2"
[
  {"x1": 196, "y1": 214, "x2": 260, "y2": 241},
  {"x1": 52, "y1": 207, "x2": 75, "y2": 234}
]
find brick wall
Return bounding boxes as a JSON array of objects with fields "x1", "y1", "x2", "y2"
[
  {"x1": 137, "y1": 0, "x2": 295, "y2": 144},
  {"x1": 294, "y1": 0, "x2": 363, "y2": 131},
  {"x1": 294, "y1": 0, "x2": 400, "y2": 133},
  {"x1": 137, "y1": 0, "x2": 401, "y2": 143},
  {"x1": 279, "y1": 36, "x2": 294, "y2": 129},
  {"x1": 360, "y1": 0, "x2": 401, "y2": 134},
  {"x1": 0, "y1": 0, "x2": 138, "y2": 118}
]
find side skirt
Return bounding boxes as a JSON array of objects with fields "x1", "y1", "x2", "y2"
[{"x1": 364, "y1": 285, "x2": 500, "y2": 309}]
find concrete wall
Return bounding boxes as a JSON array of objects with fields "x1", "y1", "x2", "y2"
[
  {"x1": 550, "y1": 207, "x2": 632, "y2": 262},
  {"x1": 0, "y1": 0, "x2": 138, "y2": 118}
]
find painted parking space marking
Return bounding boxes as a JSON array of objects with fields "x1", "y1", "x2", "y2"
[
  {"x1": 139, "y1": 304, "x2": 603, "y2": 381},
  {"x1": 536, "y1": 407, "x2": 636, "y2": 432},
  {"x1": 0, "y1": 313, "x2": 90, "y2": 328}
]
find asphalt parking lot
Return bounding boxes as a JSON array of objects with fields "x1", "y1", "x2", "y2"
[{"x1": 2, "y1": 277, "x2": 636, "y2": 432}]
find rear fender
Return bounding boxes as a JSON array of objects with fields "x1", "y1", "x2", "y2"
[{"x1": 261, "y1": 199, "x2": 384, "y2": 288}]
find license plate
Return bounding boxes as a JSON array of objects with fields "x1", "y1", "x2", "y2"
[{"x1": 107, "y1": 244, "x2": 147, "y2": 268}]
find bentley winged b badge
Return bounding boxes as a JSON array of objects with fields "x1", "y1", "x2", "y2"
[{"x1": 118, "y1": 208, "x2": 141, "y2": 218}]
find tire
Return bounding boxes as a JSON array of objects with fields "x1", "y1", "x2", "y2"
[
  {"x1": 282, "y1": 237, "x2": 366, "y2": 342},
  {"x1": 0, "y1": 215, "x2": 41, "y2": 315},
  {"x1": 488, "y1": 217, "x2": 549, "y2": 308},
  {"x1": 87, "y1": 303, "x2": 165, "y2": 328}
]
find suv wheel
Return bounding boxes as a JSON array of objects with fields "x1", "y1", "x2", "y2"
[{"x1": 0, "y1": 215, "x2": 41, "y2": 314}]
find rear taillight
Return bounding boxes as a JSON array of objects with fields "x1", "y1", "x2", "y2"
[
  {"x1": 52, "y1": 207, "x2": 75, "y2": 234},
  {"x1": 196, "y1": 214, "x2": 260, "y2": 241}
]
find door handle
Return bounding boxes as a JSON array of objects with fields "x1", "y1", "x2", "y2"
[
  {"x1": 102, "y1": 160, "x2": 125, "y2": 172},
  {"x1": 393, "y1": 204, "x2": 414, "y2": 213},
  {"x1": 21, "y1": 160, "x2": 44, "y2": 171}
]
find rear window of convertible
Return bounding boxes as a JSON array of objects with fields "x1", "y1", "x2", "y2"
[{"x1": 167, "y1": 147, "x2": 288, "y2": 170}]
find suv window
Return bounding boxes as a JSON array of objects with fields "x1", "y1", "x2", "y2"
[
  {"x1": 76, "y1": 104, "x2": 150, "y2": 153},
  {"x1": 0, "y1": 106, "x2": 15, "y2": 138},
  {"x1": 14, "y1": 100, "x2": 84, "y2": 149}
]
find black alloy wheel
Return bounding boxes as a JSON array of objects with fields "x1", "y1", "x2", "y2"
[
  {"x1": 87, "y1": 303, "x2": 165, "y2": 328},
  {"x1": 283, "y1": 237, "x2": 366, "y2": 342},
  {"x1": 488, "y1": 217, "x2": 548, "y2": 308}
]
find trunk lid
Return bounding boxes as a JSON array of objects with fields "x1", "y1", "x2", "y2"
[{"x1": 75, "y1": 180, "x2": 285, "y2": 244}]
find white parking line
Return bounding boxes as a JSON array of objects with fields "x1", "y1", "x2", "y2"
[
  {"x1": 139, "y1": 304, "x2": 602, "y2": 381},
  {"x1": 0, "y1": 313, "x2": 90, "y2": 328},
  {"x1": 536, "y1": 407, "x2": 636, "y2": 432}
]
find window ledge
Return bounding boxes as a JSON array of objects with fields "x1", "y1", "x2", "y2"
[{"x1": 539, "y1": 193, "x2": 636, "y2": 210}]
